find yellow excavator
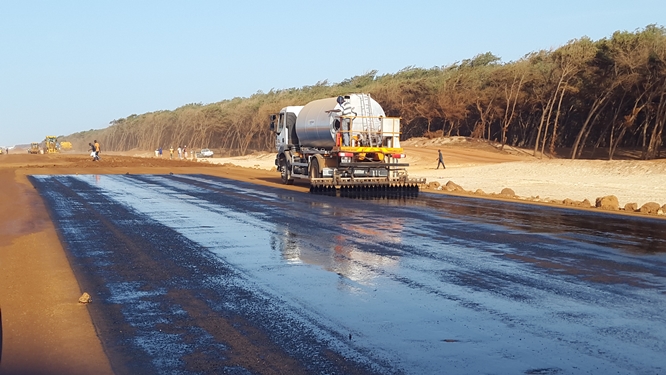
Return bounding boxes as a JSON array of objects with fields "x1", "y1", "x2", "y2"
[{"x1": 44, "y1": 136, "x2": 58, "y2": 154}]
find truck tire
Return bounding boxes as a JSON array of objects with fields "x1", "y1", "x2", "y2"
[
  {"x1": 309, "y1": 158, "x2": 321, "y2": 179},
  {"x1": 280, "y1": 158, "x2": 294, "y2": 185}
]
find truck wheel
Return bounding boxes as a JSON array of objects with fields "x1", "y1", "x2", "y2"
[
  {"x1": 280, "y1": 158, "x2": 294, "y2": 185},
  {"x1": 309, "y1": 159, "x2": 321, "y2": 179}
]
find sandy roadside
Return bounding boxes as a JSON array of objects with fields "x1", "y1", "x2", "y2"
[
  {"x1": 0, "y1": 166, "x2": 114, "y2": 375},
  {"x1": 0, "y1": 154, "x2": 302, "y2": 374}
]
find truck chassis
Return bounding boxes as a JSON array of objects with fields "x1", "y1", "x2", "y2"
[{"x1": 277, "y1": 146, "x2": 425, "y2": 195}]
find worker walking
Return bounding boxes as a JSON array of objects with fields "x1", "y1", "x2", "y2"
[
  {"x1": 91, "y1": 140, "x2": 100, "y2": 161},
  {"x1": 93, "y1": 140, "x2": 101, "y2": 161},
  {"x1": 436, "y1": 149, "x2": 446, "y2": 169}
]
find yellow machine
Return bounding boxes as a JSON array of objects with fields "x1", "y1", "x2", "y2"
[
  {"x1": 59, "y1": 141, "x2": 72, "y2": 151},
  {"x1": 29, "y1": 143, "x2": 41, "y2": 154},
  {"x1": 44, "y1": 136, "x2": 58, "y2": 154}
]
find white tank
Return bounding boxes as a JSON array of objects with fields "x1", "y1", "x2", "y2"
[{"x1": 295, "y1": 94, "x2": 386, "y2": 148}]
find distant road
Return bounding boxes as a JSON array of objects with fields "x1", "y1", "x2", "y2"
[{"x1": 30, "y1": 173, "x2": 666, "y2": 374}]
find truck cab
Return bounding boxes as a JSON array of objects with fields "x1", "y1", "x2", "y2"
[{"x1": 270, "y1": 106, "x2": 303, "y2": 152}]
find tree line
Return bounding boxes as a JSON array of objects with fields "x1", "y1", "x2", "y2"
[{"x1": 70, "y1": 25, "x2": 666, "y2": 160}]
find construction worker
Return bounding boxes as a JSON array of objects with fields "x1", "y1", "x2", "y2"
[
  {"x1": 338, "y1": 96, "x2": 353, "y2": 147},
  {"x1": 436, "y1": 149, "x2": 446, "y2": 169},
  {"x1": 93, "y1": 140, "x2": 100, "y2": 161},
  {"x1": 169, "y1": 146, "x2": 174, "y2": 159}
]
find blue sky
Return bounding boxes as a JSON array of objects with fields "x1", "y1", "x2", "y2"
[{"x1": 0, "y1": 0, "x2": 664, "y2": 147}]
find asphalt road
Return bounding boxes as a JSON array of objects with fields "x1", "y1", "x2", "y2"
[{"x1": 29, "y1": 174, "x2": 666, "y2": 375}]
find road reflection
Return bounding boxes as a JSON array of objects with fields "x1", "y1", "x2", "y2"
[
  {"x1": 416, "y1": 193, "x2": 666, "y2": 254},
  {"x1": 270, "y1": 215, "x2": 404, "y2": 284}
]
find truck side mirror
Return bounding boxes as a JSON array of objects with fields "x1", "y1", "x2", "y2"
[{"x1": 269, "y1": 114, "x2": 276, "y2": 132}]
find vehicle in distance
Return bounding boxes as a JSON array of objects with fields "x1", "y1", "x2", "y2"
[
  {"x1": 44, "y1": 136, "x2": 58, "y2": 153},
  {"x1": 197, "y1": 148, "x2": 214, "y2": 158},
  {"x1": 29, "y1": 143, "x2": 41, "y2": 154}
]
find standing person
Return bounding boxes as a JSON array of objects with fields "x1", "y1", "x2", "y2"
[
  {"x1": 169, "y1": 146, "x2": 174, "y2": 160},
  {"x1": 94, "y1": 140, "x2": 101, "y2": 161},
  {"x1": 338, "y1": 96, "x2": 352, "y2": 146},
  {"x1": 436, "y1": 149, "x2": 446, "y2": 169},
  {"x1": 184, "y1": 145, "x2": 188, "y2": 159},
  {"x1": 158, "y1": 147, "x2": 163, "y2": 157},
  {"x1": 177, "y1": 146, "x2": 182, "y2": 160}
]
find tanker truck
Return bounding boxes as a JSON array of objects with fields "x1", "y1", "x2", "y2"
[{"x1": 270, "y1": 93, "x2": 424, "y2": 194}]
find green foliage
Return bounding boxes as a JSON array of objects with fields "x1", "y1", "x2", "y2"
[
  {"x1": 72, "y1": 25, "x2": 666, "y2": 160},
  {"x1": 460, "y1": 52, "x2": 501, "y2": 68}
]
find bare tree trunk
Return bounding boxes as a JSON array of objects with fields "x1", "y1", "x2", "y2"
[
  {"x1": 609, "y1": 125, "x2": 628, "y2": 160},
  {"x1": 549, "y1": 83, "x2": 568, "y2": 155},
  {"x1": 645, "y1": 81, "x2": 666, "y2": 159},
  {"x1": 540, "y1": 88, "x2": 560, "y2": 157},
  {"x1": 500, "y1": 73, "x2": 525, "y2": 150},
  {"x1": 535, "y1": 75, "x2": 565, "y2": 158},
  {"x1": 446, "y1": 121, "x2": 454, "y2": 137},
  {"x1": 474, "y1": 101, "x2": 487, "y2": 139},
  {"x1": 571, "y1": 93, "x2": 610, "y2": 159},
  {"x1": 576, "y1": 106, "x2": 606, "y2": 159},
  {"x1": 533, "y1": 97, "x2": 552, "y2": 157}
]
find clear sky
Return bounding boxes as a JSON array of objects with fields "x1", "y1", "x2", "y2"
[{"x1": 0, "y1": 0, "x2": 664, "y2": 147}]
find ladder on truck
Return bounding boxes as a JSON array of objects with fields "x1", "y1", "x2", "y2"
[{"x1": 358, "y1": 93, "x2": 378, "y2": 147}]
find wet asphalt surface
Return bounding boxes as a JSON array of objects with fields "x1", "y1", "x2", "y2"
[{"x1": 29, "y1": 174, "x2": 666, "y2": 375}]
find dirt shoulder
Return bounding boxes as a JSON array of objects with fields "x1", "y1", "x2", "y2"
[
  {"x1": 0, "y1": 159, "x2": 113, "y2": 375},
  {"x1": 0, "y1": 154, "x2": 306, "y2": 375}
]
